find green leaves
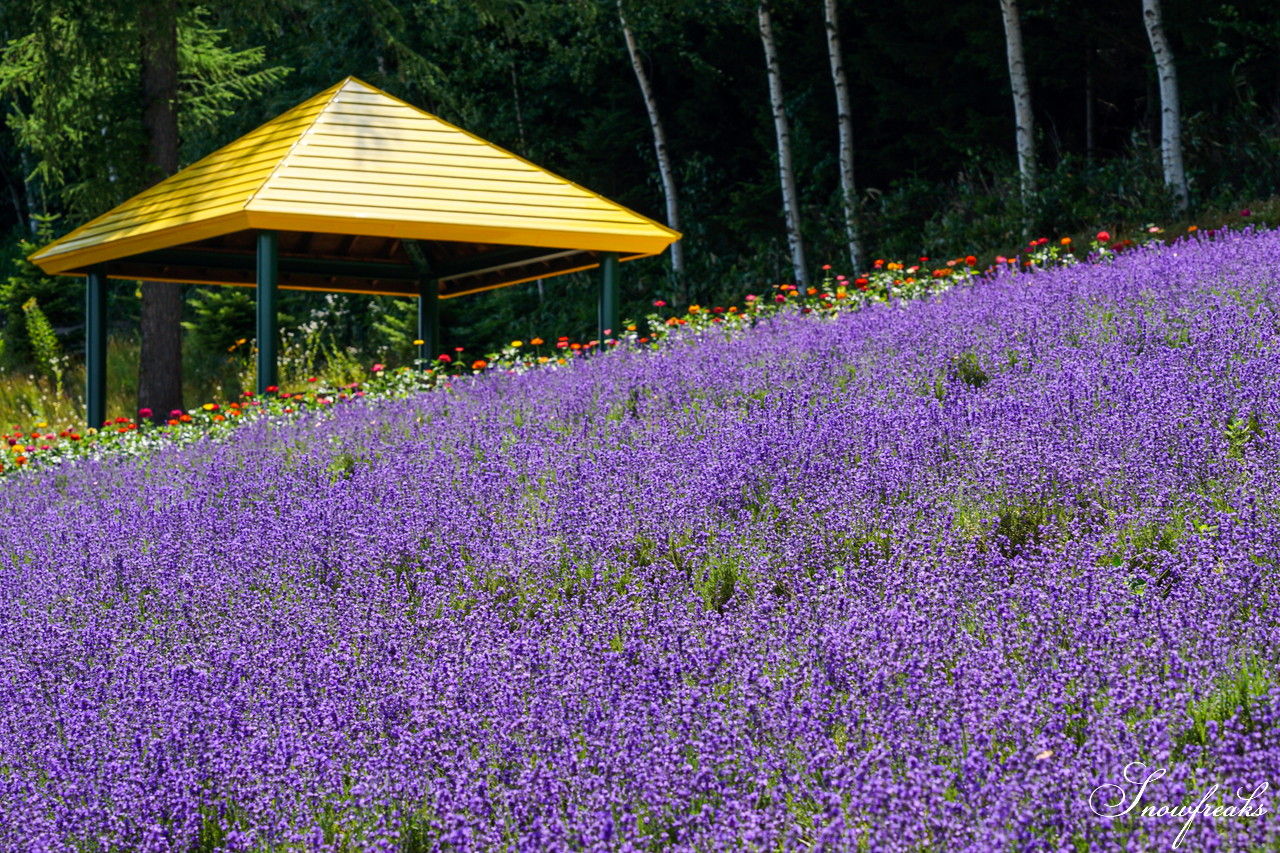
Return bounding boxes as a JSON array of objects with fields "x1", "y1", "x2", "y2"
[{"x1": 0, "y1": 3, "x2": 289, "y2": 218}]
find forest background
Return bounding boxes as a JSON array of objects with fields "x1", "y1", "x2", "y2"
[{"x1": 0, "y1": 0, "x2": 1277, "y2": 414}]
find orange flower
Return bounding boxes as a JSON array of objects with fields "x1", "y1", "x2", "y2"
[
  {"x1": 1060, "y1": 237, "x2": 1072, "y2": 246},
  {"x1": 530, "y1": 337, "x2": 544, "y2": 345},
  {"x1": 472, "y1": 359, "x2": 488, "y2": 370}
]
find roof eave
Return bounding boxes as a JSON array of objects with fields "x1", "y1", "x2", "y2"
[
  {"x1": 28, "y1": 212, "x2": 254, "y2": 275},
  {"x1": 243, "y1": 210, "x2": 680, "y2": 256}
]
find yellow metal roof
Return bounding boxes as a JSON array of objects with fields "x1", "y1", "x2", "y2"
[{"x1": 30, "y1": 77, "x2": 680, "y2": 281}]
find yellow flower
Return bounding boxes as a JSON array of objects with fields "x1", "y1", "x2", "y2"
[
  {"x1": 11, "y1": 444, "x2": 24, "y2": 454},
  {"x1": 235, "y1": 338, "x2": 247, "y2": 345},
  {"x1": 510, "y1": 340, "x2": 523, "y2": 347},
  {"x1": 537, "y1": 356, "x2": 549, "y2": 363},
  {"x1": 36, "y1": 421, "x2": 47, "y2": 428},
  {"x1": 413, "y1": 339, "x2": 425, "y2": 346},
  {"x1": 202, "y1": 403, "x2": 216, "y2": 411}
]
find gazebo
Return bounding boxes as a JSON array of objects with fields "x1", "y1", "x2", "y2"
[{"x1": 29, "y1": 77, "x2": 681, "y2": 426}]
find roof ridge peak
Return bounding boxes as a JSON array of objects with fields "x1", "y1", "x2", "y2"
[{"x1": 242, "y1": 80, "x2": 352, "y2": 213}]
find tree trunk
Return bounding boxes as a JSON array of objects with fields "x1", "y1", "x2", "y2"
[
  {"x1": 999, "y1": 0, "x2": 1035, "y2": 231},
  {"x1": 138, "y1": 0, "x2": 184, "y2": 421},
  {"x1": 1141, "y1": 0, "x2": 1188, "y2": 215},
  {"x1": 618, "y1": 0, "x2": 685, "y2": 290},
  {"x1": 758, "y1": 2, "x2": 808, "y2": 286},
  {"x1": 822, "y1": 0, "x2": 861, "y2": 272}
]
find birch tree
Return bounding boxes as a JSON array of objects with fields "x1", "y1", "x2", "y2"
[
  {"x1": 822, "y1": 0, "x2": 861, "y2": 272},
  {"x1": 1141, "y1": 0, "x2": 1188, "y2": 214},
  {"x1": 998, "y1": 0, "x2": 1035, "y2": 228},
  {"x1": 618, "y1": 0, "x2": 685, "y2": 283},
  {"x1": 758, "y1": 1, "x2": 807, "y2": 286}
]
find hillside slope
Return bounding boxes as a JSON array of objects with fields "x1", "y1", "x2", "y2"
[{"x1": 1, "y1": 233, "x2": 1278, "y2": 850}]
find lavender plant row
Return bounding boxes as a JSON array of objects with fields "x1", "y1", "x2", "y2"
[{"x1": 2, "y1": 232, "x2": 1279, "y2": 851}]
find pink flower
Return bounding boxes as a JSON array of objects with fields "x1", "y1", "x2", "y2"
[
  {"x1": 138, "y1": 408, "x2": 153, "y2": 419},
  {"x1": 1241, "y1": 209, "x2": 1252, "y2": 217},
  {"x1": 372, "y1": 364, "x2": 384, "y2": 372},
  {"x1": 653, "y1": 300, "x2": 667, "y2": 307}
]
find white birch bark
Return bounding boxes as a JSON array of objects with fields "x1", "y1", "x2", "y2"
[
  {"x1": 823, "y1": 0, "x2": 861, "y2": 272},
  {"x1": 618, "y1": 0, "x2": 685, "y2": 280},
  {"x1": 999, "y1": 0, "x2": 1036, "y2": 210},
  {"x1": 759, "y1": 1, "x2": 808, "y2": 286},
  {"x1": 1141, "y1": 0, "x2": 1188, "y2": 214}
]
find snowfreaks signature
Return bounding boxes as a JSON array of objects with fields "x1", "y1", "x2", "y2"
[{"x1": 1089, "y1": 761, "x2": 1270, "y2": 849}]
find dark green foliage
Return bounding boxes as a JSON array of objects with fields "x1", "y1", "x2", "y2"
[
  {"x1": 0, "y1": 219, "x2": 83, "y2": 366},
  {"x1": 949, "y1": 351, "x2": 990, "y2": 389},
  {"x1": 3, "y1": 0, "x2": 1280, "y2": 366},
  {"x1": 181, "y1": 287, "x2": 256, "y2": 357},
  {"x1": 1225, "y1": 412, "x2": 1265, "y2": 460}
]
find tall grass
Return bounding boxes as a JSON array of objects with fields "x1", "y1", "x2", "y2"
[{"x1": 0, "y1": 332, "x2": 381, "y2": 431}]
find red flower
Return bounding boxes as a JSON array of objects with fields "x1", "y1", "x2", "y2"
[
  {"x1": 265, "y1": 385, "x2": 278, "y2": 393},
  {"x1": 1096, "y1": 231, "x2": 1111, "y2": 243},
  {"x1": 965, "y1": 256, "x2": 977, "y2": 266},
  {"x1": 438, "y1": 354, "x2": 452, "y2": 363}
]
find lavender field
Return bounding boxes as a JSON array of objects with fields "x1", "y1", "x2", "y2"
[{"x1": 3, "y1": 233, "x2": 1280, "y2": 851}]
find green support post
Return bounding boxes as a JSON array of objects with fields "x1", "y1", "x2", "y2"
[
  {"x1": 85, "y1": 266, "x2": 107, "y2": 429},
  {"x1": 256, "y1": 231, "x2": 279, "y2": 395},
  {"x1": 598, "y1": 251, "x2": 619, "y2": 343},
  {"x1": 417, "y1": 278, "x2": 439, "y2": 370}
]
